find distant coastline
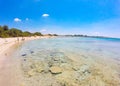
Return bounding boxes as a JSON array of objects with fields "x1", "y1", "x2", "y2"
[
  {"x1": 1, "y1": 25, "x2": 120, "y2": 40},
  {"x1": 57, "y1": 34, "x2": 120, "y2": 40}
]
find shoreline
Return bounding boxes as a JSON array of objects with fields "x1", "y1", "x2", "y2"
[
  {"x1": 0, "y1": 36, "x2": 41, "y2": 59},
  {"x1": 0, "y1": 36, "x2": 55, "y2": 65},
  {"x1": 0, "y1": 36, "x2": 53, "y2": 55}
]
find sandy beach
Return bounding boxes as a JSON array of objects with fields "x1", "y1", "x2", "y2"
[{"x1": 0, "y1": 36, "x2": 47, "y2": 86}]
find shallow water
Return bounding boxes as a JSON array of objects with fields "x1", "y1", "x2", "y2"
[
  {"x1": 16, "y1": 37, "x2": 120, "y2": 86},
  {"x1": 19, "y1": 37, "x2": 120, "y2": 60}
]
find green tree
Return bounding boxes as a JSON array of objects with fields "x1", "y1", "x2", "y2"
[
  {"x1": 33, "y1": 32, "x2": 42, "y2": 36},
  {"x1": 22, "y1": 31, "x2": 32, "y2": 37},
  {"x1": 0, "y1": 25, "x2": 43, "y2": 38},
  {"x1": 0, "y1": 26, "x2": 9, "y2": 37},
  {"x1": 53, "y1": 34, "x2": 58, "y2": 36},
  {"x1": 3, "y1": 25, "x2": 9, "y2": 31},
  {"x1": 47, "y1": 34, "x2": 52, "y2": 36},
  {"x1": 8, "y1": 28, "x2": 23, "y2": 37},
  {"x1": 0, "y1": 26, "x2": 4, "y2": 34}
]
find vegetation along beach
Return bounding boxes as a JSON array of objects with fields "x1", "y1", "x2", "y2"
[{"x1": 0, "y1": 0, "x2": 120, "y2": 86}]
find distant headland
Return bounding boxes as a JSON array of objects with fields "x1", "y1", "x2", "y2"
[{"x1": 1, "y1": 25, "x2": 119, "y2": 39}]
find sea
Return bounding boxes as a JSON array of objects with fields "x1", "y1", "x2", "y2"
[
  {"x1": 14, "y1": 37, "x2": 120, "y2": 86},
  {"x1": 18, "y1": 37, "x2": 120, "y2": 60}
]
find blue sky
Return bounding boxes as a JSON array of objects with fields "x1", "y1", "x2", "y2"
[{"x1": 0, "y1": 0, "x2": 120, "y2": 37}]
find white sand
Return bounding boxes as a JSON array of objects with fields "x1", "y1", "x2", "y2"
[{"x1": 0, "y1": 36, "x2": 48, "y2": 86}]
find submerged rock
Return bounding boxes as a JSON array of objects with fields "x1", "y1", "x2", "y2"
[
  {"x1": 50, "y1": 66, "x2": 62, "y2": 74},
  {"x1": 23, "y1": 59, "x2": 26, "y2": 61},
  {"x1": 33, "y1": 61, "x2": 46, "y2": 73},
  {"x1": 78, "y1": 65, "x2": 90, "y2": 73},
  {"x1": 22, "y1": 54, "x2": 27, "y2": 56},
  {"x1": 30, "y1": 51, "x2": 34, "y2": 54},
  {"x1": 56, "y1": 71, "x2": 80, "y2": 86},
  {"x1": 36, "y1": 67, "x2": 44, "y2": 73},
  {"x1": 27, "y1": 69, "x2": 36, "y2": 77}
]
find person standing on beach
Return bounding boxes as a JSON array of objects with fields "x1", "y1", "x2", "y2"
[
  {"x1": 17, "y1": 37, "x2": 19, "y2": 42},
  {"x1": 4, "y1": 38, "x2": 7, "y2": 43}
]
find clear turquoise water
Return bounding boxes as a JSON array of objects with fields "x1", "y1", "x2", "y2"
[
  {"x1": 18, "y1": 37, "x2": 120, "y2": 61},
  {"x1": 15, "y1": 37, "x2": 120, "y2": 86}
]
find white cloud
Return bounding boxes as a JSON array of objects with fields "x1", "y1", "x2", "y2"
[
  {"x1": 26, "y1": 18, "x2": 29, "y2": 21},
  {"x1": 42, "y1": 14, "x2": 49, "y2": 17},
  {"x1": 14, "y1": 18, "x2": 21, "y2": 22}
]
